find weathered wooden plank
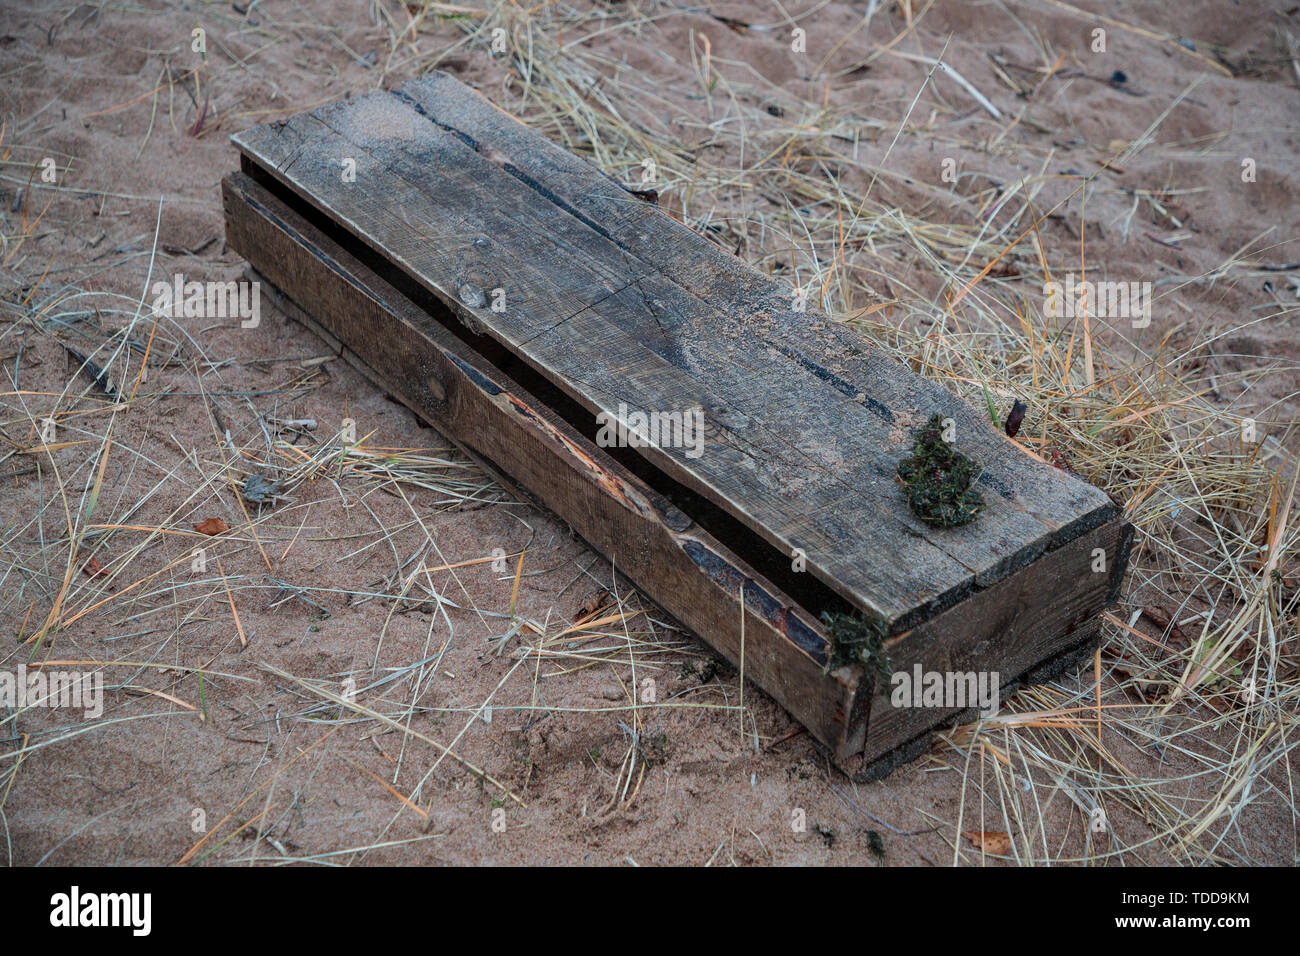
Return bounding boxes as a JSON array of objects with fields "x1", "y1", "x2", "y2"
[
  {"x1": 231, "y1": 81, "x2": 1117, "y2": 633},
  {"x1": 391, "y1": 74, "x2": 1119, "y2": 593},
  {"x1": 222, "y1": 169, "x2": 870, "y2": 761},
  {"x1": 233, "y1": 104, "x2": 971, "y2": 625}
]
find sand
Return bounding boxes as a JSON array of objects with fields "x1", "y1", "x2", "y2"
[{"x1": 0, "y1": 0, "x2": 1296, "y2": 865}]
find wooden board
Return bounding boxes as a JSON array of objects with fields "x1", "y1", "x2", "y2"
[{"x1": 223, "y1": 73, "x2": 1132, "y2": 776}]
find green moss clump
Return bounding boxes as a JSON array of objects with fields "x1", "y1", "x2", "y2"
[
  {"x1": 896, "y1": 414, "x2": 984, "y2": 528},
  {"x1": 821, "y1": 611, "x2": 891, "y2": 683}
]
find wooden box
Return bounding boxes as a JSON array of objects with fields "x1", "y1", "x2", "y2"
[{"x1": 222, "y1": 74, "x2": 1131, "y2": 779}]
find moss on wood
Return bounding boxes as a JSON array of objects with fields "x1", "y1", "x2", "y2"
[
  {"x1": 821, "y1": 611, "x2": 891, "y2": 682},
  {"x1": 897, "y1": 414, "x2": 984, "y2": 528}
]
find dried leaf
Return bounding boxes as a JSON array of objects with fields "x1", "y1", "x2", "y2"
[
  {"x1": 81, "y1": 556, "x2": 107, "y2": 577},
  {"x1": 1004, "y1": 399, "x2": 1027, "y2": 438},
  {"x1": 962, "y1": 830, "x2": 1012, "y2": 855},
  {"x1": 242, "y1": 473, "x2": 281, "y2": 504},
  {"x1": 194, "y1": 517, "x2": 230, "y2": 536},
  {"x1": 573, "y1": 588, "x2": 610, "y2": 622}
]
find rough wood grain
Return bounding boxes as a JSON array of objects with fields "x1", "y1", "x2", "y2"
[
  {"x1": 230, "y1": 77, "x2": 1119, "y2": 633},
  {"x1": 391, "y1": 74, "x2": 1119, "y2": 601}
]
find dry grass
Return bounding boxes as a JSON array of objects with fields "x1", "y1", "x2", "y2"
[
  {"x1": 0, "y1": 0, "x2": 1295, "y2": 865},
  {"x1": 403, "y1": 0, "x2": 1300, "y2": 864}
]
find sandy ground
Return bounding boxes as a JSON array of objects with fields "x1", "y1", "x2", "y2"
[{"x1": 0, "y1": 0, "x2": 1297, "y2": 865}]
